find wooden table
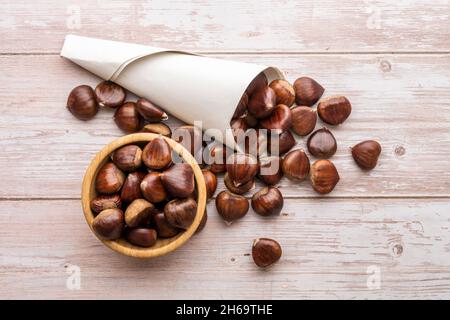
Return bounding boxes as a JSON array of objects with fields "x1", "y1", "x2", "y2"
[{"x1": 1, "y1": 0, "x2": 449, "y2": 300}]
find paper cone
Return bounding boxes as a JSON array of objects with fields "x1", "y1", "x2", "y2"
[{"x1": 61, "y1": 35, "x2": 285, "y2": 148}]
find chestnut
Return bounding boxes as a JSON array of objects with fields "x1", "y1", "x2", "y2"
[
  {"x1": 142, "y1": 136, "x2": 172, "y2": 170},
  {"x1": 67, "y1": 85, "x2": 98, "y2": 120},
  {"x1": 259, "y1": 104, "x2": 293, "y2": 132},
  {"x1": 351, "y1": 140, "x2": 381, "y2": 170},
  {"x1": 307, "y1": 128, "x2": 337, "y2": 159},
  {"x1": 153, "y1": 211, "x2": 179, "y2": 238},
  {"x1": 233, "y1": 92, "x2": 249, "y2": 119},
  {"x1": 140, "y1": 123, "x2": 172, "y2": 137},
  {"x1": 291, "y1": 106, "x2": 317, "y2": 136},
  {"x1": 164, "y1": 197, "x2": 197, "y2": 230},
  {"x1": 268, "y1": 130, "x2": 296, "y2": 156},
  {"x1": 173, "y1": 125, "x2": 203, "y2": 157},
  {"x1": 136, "y1": 98, "x2": 168, "y2": 122},
  {"x1": 92, "y1": 208, "x2": 124, "y2": 240},
  {"x1": 258, "y1": 156, "x2": 283, "y2": 185},
  {"x1": 95, "y1": 162, "x2": 125, "y2": 194},
  {"x1": 140, "y1": 172, "x2": 167, "y2": 203},
  {"x1": 161, "y1": 163, "x2": 195, "y2": 198},
  {"x1": 269, "y1": 79, "x2": 295, "y2": 107},
  {"x1": 252, "y1": 238, "x2": 282, "y2": 268},
  {"x1": 244, "y1": 112, "x2": 259, "y2": 128},
  {"x1": 94, "y1": 81, "x2": 126, "y2": 108},
  {"x1": 125, "y1": 199, "x2": 155, "y2": 227},
  {"x1": 241, "y1": 129, "x2": 269, "y2": 158},
  {"x1": 90, "y1": 194, "x2": 122, "y2": 214},
  {"x1": 246, "y1": 72, "x2": 268, "y2": 96},
  {"x1": 204, "y1": 144, "x2": 229, "y2": 173},
  {"x1": 114, "y1": 102, "x2": 143, "y2": 133},
  {"x1": 317, "y1": 96, "x2": 352, "y2": 125},
  {"x1": 230, "y1": 118, "x2": 249, "y2": 141},
  {"x1": 224, "y1": 173, "x2": 255, "y2": 195},
  {"x1": 281, "y1": 149, "x2": 310, "y2": 181},
  {"x1": 202, "y1": 169, "x2": 217, "y2": 199},
  {"x1": 226, "y1": 153, "x2": 259, "y2": 186},
  {"x1": 310, "y1": 159, "x2": 340, "y2": 194},
  {"x1": 126, "y1": 228, "x2": 157, "y2": 247},
  {"x1": 120, "y1": 171, "x2": 146, "y2": 203},
  {"x1": 111, "y1": 145, "x2": 142, "y2": 172},
  {"x1": 293, "y1": 77, "x2": 325, "y2": 106},
  {"x1": 248, "y1": 86, "x2": 276, "y2": 119},
  {"x1": 215, "y1": 191, "x2": 249, "y2": 222},
  {"x1": 251, "y1": 187, "x2": 284, "y2": 217}
]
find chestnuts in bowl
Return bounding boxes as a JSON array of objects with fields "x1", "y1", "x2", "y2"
[{"x1": 81, "y1": 133, "x2": 207, "y2": 258}]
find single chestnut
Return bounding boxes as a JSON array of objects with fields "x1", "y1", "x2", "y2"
[
  {"x1": 259, "y1": 104, "x2": 293, "y2": 132},
  {"x1": 153, "y1": 212, "x2": 179, "y2": 238},
  {"x1": 140, "y1": 123, "x2": 172, "y2": 137},
  {"x1": 92, "y1": 208, "x2": 124, "y2": 240},
  {"x1": 293, "y1": 77, "x2": 325, "y2": 106},
  {"x1": 136, "y1": 98, "x2": 168, "y2": 122},
  {"x1": 140, "y1": 172, "x2": 167, "y2": 203},
  {"x1": 310, "y1": 159, "x2": 340, "y2": 194},
  {"x1": 246, "y1": 72, "x2": 268, "y2": 96},
  {"x1": 164, "y1": 197, "x2": 197, "y2": 230},
  {"x1": 161, "y1": 163, "x2": 195, "y2": 198},
  {"x1": 248, "y1": 86, "x2": 276, "y2": 119},
  {"x1": 233, "y1": 92, "x2": 249, "y2": 119},
  {"x1": 307, "y1": 128, "x2": 337, "y2": 158},
  {"x1": 202, "y1": 169, "x2": 217, "y2": 199},
  {"x1": 204, "y1": 144, "x2": 229, "y2": 173},
  {"x1": 258, "y1": 156, "x2": 283, "y2": 185},
  {"x1": 252, "y1": 238, "x2": 282, "y2": 268},
  {"x1": 224, "y1": 173, "x2": 255, "y2": 195},
  {"x1": 226, "y1": 153, "x2": 259, "y2": 186},
  {"x1": 95, "y1": 162, "x2": 125, "y2": 194},
  {"x1": 114, "y1": 102, "x2": 143, "y2": 133},
  {"x1": 173, "y1": 125, "x2": 203, "y2": 157},
  {"x1": 125, "y1": 199, "x2": 155, "y2": 227},
  {"x1": 282, "y1": 149, "x2": 310, "y2": 181},
  {"x1": 291, "y1": 106, "x2": 317, "y2": 136},
  {"x1": 90, "y1": 194, "x2": 122, "y2": 214},
  {"x1": 251, "y1": 187, "x2": 284, "y2": 217},
  {"x1": 111, "y1": 145, "x2": 142, "y2": 172},
  {"x1": 126, "y1": 228, "x2": 157, "y2": 247},
  {"x1": 142, "y1": 136, "x2": 172, "y2": 170},
  {"x1": 317, "y1": 96, "x2": 352, "y2": 125},
  {"x1": 269, "y1": 79, "x2": 295, "y2": 107},
  {"x1": 94, "y1": 81, "x2": 126, "y2": 108},
  {"x1": 120, "y1": 171, "x2": 146, "y2": 203},
  {"x1": 215, "y1": 191, "x2": 249, "y2": 222},
  {"x1": 268, "y1": 130, "x2": 296, "y2": 156},
  {"x1": 67, "y1": 85, "x2": 98, "y2": 120},
  {"x1": 351, "y1": 140, "x2": 381, "y2": 170}
]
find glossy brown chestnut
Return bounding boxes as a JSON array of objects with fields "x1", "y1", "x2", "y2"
[
  {"x1": 140, "y1": 123, "x2": 172, "y2": 137},
  {"x1": 111, "y1": 144, "x2": 142, "y2": 172},
  {"x1": 215, "y1": 191, "x2": 249, "y2": 222},
  {"x1": 94, "y1": 81, "x2": 126, "y2": 108},
  {"x1": 351, "y1": 140, "x2": 381, "y2": 170},
  {"x1": 259, "y1": 104, "x2": 293, "y2": 132},
  {"x1": 95, "y1": 162, "x2": 125, "y2": 194},
  {"x1": 281, "y1": 149, "x2": 310, "y2": 181},
  {"x1": 226, "y1": 153, "x2": 259, "y2": 186},
  {"x1": 248, "y1": 86, "x2": 277, "y2": 119},
  {"x1": 153, "y1": 212, "x2": 180, "y2": 238},
  {"x1": 307, "y1": 128, "x2": 337, "y2": 159},
  {"x1": 202, "y1": 169, "x2": 217, "y2": 199},
  {"x1": 92, "y1": 208, "x2": 124, "y2": 240},
  {"x1": 293, "y1": 77, "x2": 325, "y2": 106},
  {"x1": 224, "y1": 173, "x2": 255, "y2": 195},
  {"x1": 90, "y1": 194, "x2": 122, "y2": 214},
  {"x1": 252, "y1": 238, "x2": 282, "y2": 268},
  {"x1": 120, "y1": 171, "x2": 146, "y2": 203},
  {"x1": 136, "y1": 98, "x2": 168, "y2": 122},
  {"x1": 125, "y1": 199, "x2": 155, "y2": 227},
  {"x1": 251, "y1": 187, "x2": 284, "y2": 217},
  {"x1": 310, "y1": 159, "x2": 340, "y2": 194},
  {"x1": 268, "y1": 130, "x2": 296, "y2": 155},
  {"x1": 67, "y1": 85, "x2": 98, "y2": 120},
  {"x1": 142, "y1": 136, "x2": 172, "y2": 170},
  {"x1": 140, "y1": 172, "x2": 167, "y2": 203},
  {"x1": 291, "y1": 106, "x2": 317, "y2": 136},
  {"x1": 269, "y1": 79, "x2": 295, "y2": 107},
  {"x1": 233, "y1": 92, "x2": 249, "y2": 119},
  {"x1": 114, "y1": 102, "x2": 143, "y2": 133},
  {"x1": 246, "y1": 72, "x2": 268, "y2": 96},
  {"x1": 173, "y1": 125, "x2": 203, "y2": 157},
  {"x1": 258, "y1": 156, "x2": 283, "y2": 185},
  {"x1": 126, "y1": 228, "x2": 157, "y2": 247},
  {"x1": 160, "y1": 163, "x2": 195, "y2": 198},
  {"x1": 164, "y1": 197, "x2": 197, "y2": 230},
  {"x1": 317, "y1": 96, "x2": 352, "y2": 125}
]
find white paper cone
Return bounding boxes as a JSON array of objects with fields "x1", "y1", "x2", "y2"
[{"x1": 61, "y1": 35, "x2": 285, "y2": 148}]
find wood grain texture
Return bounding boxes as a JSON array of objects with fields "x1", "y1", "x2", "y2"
[{"x1": 0, "y1": 199, "x2": 449, "y2": 299}]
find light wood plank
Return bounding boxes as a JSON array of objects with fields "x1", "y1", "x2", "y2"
[
  {"x1": 1, "y1": 54, "x2": 450, "y2": 198},
  {"x1": 0, "y1": 199, "x2": 449, "y2": 299},
  {"x1": 1, "y1": 0, "x2": 450, "y2": 53}
]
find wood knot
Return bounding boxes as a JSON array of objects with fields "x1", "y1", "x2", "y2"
[
  {"x1": 380, "y1": 60, "x2": 392, "y2": 72},
  {"x1": 395, "y1": 145, "x2": 406, "y2": 156}
]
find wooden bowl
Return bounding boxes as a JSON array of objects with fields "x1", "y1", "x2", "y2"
[{"x1": 81, "y1": 133, "x2": 207, "y2": 259}]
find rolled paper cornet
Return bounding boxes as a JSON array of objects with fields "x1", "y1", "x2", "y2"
[{"x1": 60, "y1": 35, "x2": 285, "y2": 148}]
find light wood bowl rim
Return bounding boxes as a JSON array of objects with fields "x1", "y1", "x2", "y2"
[{"x1": 81, "y1": 133, "x2": 207, "y2": 259}]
